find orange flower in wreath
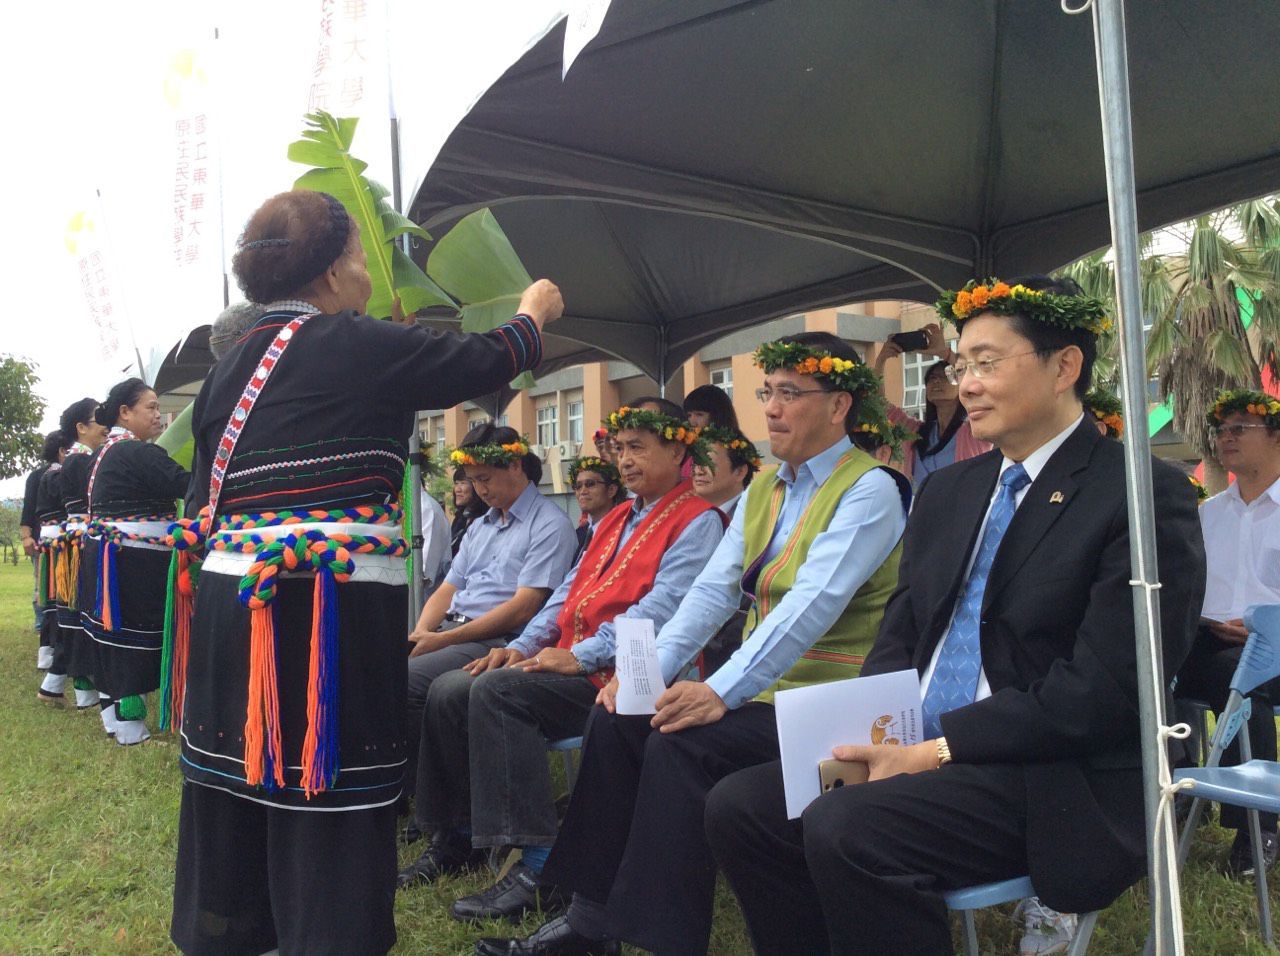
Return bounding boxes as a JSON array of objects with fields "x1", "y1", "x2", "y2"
[
  {"x1": 953, "y1": 290, "x2": 973, "y2": 316},
  {"x1": 990, "y1": 281, "x2": 1012, "y2": 299},
  {"x1": 970, "y1": 285, "x2": 991, "y2": 309}
]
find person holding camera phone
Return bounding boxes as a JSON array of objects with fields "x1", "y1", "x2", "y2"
[{"x1": 874, "y1": 322, "x2": 991, "y2": 483}]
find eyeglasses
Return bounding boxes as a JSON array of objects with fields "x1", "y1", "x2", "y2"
[
  {"x1": 755, "y1": 386, "x2": 828, "y2": 405},
  {"x1": 574, "y1": 479, "x2": 604, "y2": 491},
  {"x1": 944, "y1": 349, "x2": 1052, "y2": 385},
  {"x1": 1214, "y1": 423, "x2": 1270, "y2": 438}
]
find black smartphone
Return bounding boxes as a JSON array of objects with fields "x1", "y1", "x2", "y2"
[{"x1": 889, "y1": 330, "x2": 931, "y2": 352}]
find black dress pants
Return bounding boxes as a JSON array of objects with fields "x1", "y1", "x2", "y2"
[
  {"x1": 541, "y1": 702, "x2": 780, "y2": 955},
  {"x1": 1176, "y1": 626, "x2": 1280, "y2": 831},
  {"x1": 705, "y1": 760, "x2": 1030, "y2": 956}
]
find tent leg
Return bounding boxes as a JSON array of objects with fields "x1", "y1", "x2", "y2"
[{"x1": 1086, "y1": 0, "x2": 1184, "y2": 952}]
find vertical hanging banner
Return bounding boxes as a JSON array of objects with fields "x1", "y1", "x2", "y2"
[
  {"x1": 166, "y1": 50, "x2": 214, "y2": 270},
  {"x1": 305, "y1": 0, "x2": 391, "y2": 182},
  {"x1": 64, "y1": 208, "x2": 134, "y2": 375}
]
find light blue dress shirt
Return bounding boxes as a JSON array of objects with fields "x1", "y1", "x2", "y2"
[
  {"x1": 445, "y1": 480, "x2": 577, "y2": 620},
  {"x1": 655, "y1": 436, "x2": 908, "y2": 710},
  {"x1": 507, "y1": 496, "x2": 725, "y2": 672}
]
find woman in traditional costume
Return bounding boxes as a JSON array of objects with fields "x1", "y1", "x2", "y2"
[
  {"x1": 33, "y1": 440, "x2": 68, "y2": 704},
  {"x1": 81, "y1": 379, "x2": 190, "y2": 745},
  {"x1": 168, "y1": 189, "x2": 560, "y2": 956},
  {"x1": 35, "y1": 399, "x2": 107, "y2": 710}
]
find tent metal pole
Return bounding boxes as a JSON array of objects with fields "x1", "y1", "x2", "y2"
[
  {"x1": 1087, "y1": 0, "x2": 1183, "y2": 951},
  {"x1": 392, "y1": 112, "x2": 425, "y2": 619}
]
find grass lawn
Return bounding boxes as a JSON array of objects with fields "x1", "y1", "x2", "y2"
[{"x1": 0, "y1": 557, "x2": 1277, "y2": 953}]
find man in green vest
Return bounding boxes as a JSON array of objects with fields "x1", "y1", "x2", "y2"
[{"x1": 476, "y1": 332, "x2": 909, "y2": 956}]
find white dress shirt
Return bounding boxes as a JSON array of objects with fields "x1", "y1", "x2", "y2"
[
  {"x1": 1200, "y1": 474, "x2": 1280, "y2": 622},
  {"x1": 921, "y1": 415, "x2": 1084, "y2": 702}
]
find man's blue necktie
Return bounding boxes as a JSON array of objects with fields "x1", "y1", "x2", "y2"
[{"x1": 921, "y1": 463, "x2": 1031, "y2": 738}]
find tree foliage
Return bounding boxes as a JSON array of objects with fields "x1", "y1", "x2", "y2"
[
  {"x1": 0, "y1": 356, "x2": 44, "y2": 480},
  {"x1": 1057, "y1": 195, "x2": 1280, "y2": 464}
]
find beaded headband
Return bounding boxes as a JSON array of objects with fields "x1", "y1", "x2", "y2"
[
  {"x1": 1206, "y1": 388, "x2": 1280, "y2": 431},
  {"x1": 449, "y1": 437, "x2": 531, "y2": 467},
  {"x1": 605, "y1": 406, "x2": 714, "y2": 470},
  {"x1": 568, "y1": 456, "x2": 620, "y2": 486},
  {"x1": 936, "y1": 279, "x2": 1112, "y2": 336},
  {"x1": 752, "y1": 340, "x2": 879, "y2": 397},
  {"x1": 1084, "y1": 388, "x2": 1124, "y2": 439}
]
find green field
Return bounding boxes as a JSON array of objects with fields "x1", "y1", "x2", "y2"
[{"x1": 0, "y1": 557, "x2": 1276, "y2": 954}]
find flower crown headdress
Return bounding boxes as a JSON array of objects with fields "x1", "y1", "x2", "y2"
[
  {"x1": 449, "y1": 437, "x2": 531, "y2": 467},
  {"x1": 568, "y1": 456, "x2": 620, "y2": 486},
  {"x1": 697, "y1": 424, "x2": 763, "y2": 471},
  {"x1": 752, "y1": 340, "x2": 879, "y2": 397},
  {"x1": 605, "y1": 406, "x2": 713, "y2": 470},
  {"x1": 1206, "y1": 388, "x2": 1280, "y2": 431},
  {"x1": 935, "y1": 279, "x2": 1112, "y2": 336},
  {"x1": 1084, "y1": 388, "x2": 1124, "y2": 439}
]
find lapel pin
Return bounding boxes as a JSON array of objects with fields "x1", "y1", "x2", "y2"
[{"x1": 1049, "y1": 491, "x2": 1065, "y2": 504}]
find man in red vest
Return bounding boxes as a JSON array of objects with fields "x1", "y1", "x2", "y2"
[{"x1": 398, "y1": 406, "x2": 727, "y2": 924}]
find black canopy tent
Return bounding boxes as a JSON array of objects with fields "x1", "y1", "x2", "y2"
[
  {"x1": 404, "y1": 2, "x2": 1280, "y2": 949},
  {"x1": 409, "y1": 0, "x2": 1280, "y2": 385}
]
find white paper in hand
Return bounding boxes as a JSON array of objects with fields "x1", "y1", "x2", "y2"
[
  {"x1": 774, "y1": 669, "x2": 922, "y2": 818},
  {"x1": 614, "y1": 617, "x2": 662, "y2": 715}
]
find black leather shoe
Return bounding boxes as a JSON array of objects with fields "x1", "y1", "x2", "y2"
[
  {"x1": 474, "y1": 914, "x2": 620, "y2": 955},
  {"x1": 396, "y1": 831, "x2": 484, "y2": 890},
  {"x1": 1227, "y1": 828, "x2": 1279, "y2": 878},
  {"x1": 451, "y1": 862, "x2": 564, "y2": 922}
]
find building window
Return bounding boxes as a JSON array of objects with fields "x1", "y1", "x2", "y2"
[
  {"x1": 709, "y1": 363, "x2": 733, "y2": 399},
  {"x1": 567, "y1": 400, "x2": 584, "y2": 444},
  {"x1": 496, "y1": 414, "x2": 509, "y2": 427},
  {"x1": 536, "y1": 403, "x2": 558, "y2": 446},
  {"x1": 430, "y1": 416, "x2": 446, "y2": 456}
]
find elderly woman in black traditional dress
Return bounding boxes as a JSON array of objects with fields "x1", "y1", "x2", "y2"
[
  {"x1": 168, "y1": 189, "x2": 561, "y2": 956},
  {"x1": 80, "y1": 379, "x2": 190, "y2": 745}
]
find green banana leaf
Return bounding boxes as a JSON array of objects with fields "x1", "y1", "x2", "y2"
[
  {"x1": 157, "y1": 401, "x2": 194, "y2": 470},
  {"x1": 428, "y1": 209, "x2": 537, "y2": 389},
  {"x1": 289, "y1": 111, "x2": 454, "y2": 320}
]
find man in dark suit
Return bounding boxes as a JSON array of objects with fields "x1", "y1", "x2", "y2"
[{"x1": 705, "y1": 276, "x2": 1206, "y2": 955}]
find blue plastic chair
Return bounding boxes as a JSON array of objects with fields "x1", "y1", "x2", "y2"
[
  {"x1": 1174, "y1": 603, "x2": 1280, "y2": 948},
  {"x1": 548, "y1": 735, "x2": 584, "y2": 789},
  {"x1": 943, "y1": 875, "x2": 1099, "y2": 955}
]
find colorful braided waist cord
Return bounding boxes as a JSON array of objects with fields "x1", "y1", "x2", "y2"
[{"x1": 163, "y1": 504, "x2": 406, "y2": 797}]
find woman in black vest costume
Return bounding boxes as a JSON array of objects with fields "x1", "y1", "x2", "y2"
[
  {"x1": 81, "y1": 379, "x2": 190, "y2": 745},
  {"x1": 35, "y1": 398, "x2": 107, "y2": 710},
  {"x1": 169, "y1": 189, "x2": 561, "y2": 956}
]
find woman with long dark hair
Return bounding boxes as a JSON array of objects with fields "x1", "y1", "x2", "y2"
[
  {"x1": 80, "y1": 379, "x2": 189, "y2": 744},
  {"x1": 449, "y1": 466, "x2": 486, "y2": 556},
  {"x1": 874, "y1": 322, "x2": 991, "y2": 482},
  {"x1": 169, "y1": 189, "x2": 560, "y2": 956}
]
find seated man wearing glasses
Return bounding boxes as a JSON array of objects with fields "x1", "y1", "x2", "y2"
[
  {"x1": 1176, "y1": 389, "x2": 1280, "y2": 877},
  {"x1": 482, "y1": 333, "x2": 911, "y2": 956},
  {"x1": 705, "y1": 277, "x2": 1206, "y2": 956}
]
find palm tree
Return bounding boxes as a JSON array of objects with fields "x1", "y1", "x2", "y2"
[{"x1": 1058, "y1": 196, "x2": 1280, "y2": 492}]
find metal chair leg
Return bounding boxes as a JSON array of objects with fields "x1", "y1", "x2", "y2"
[
  {"x1": 1240, "y1": 725, "x2": 1275, "y2": 947},
  {"x1": 1069, "y1": 910, "x2": 1100, "y2": 956},
  {"x1": 961, "y1": 910, "x2": 979, "y2": 956},
  {"x1": 560, "y1": 749, "x2": 577, "y2": 789}
]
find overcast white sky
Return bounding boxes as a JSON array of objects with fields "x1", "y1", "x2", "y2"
[{"x1": 1, "y1": 0, "x2": 575, "y2": 498}]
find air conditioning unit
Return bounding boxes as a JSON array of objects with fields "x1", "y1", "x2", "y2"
[
  {"x1": 555, "y1": 442, "x2": 572, "y2": 458},
  {"x1": 530, "y1": 443, "x2": 547, "y2": 458}
]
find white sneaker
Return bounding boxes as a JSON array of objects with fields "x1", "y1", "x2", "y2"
[
  {"x1": 37, "y1": 646, "x2": 54, "y2": 670},
  {"x1": 74, "y1": 688, "x2": 99, "y2": 709},
  {"x1": 1015, "y1": 897, "x2": 1078, "y2": 956},
  {"x1": 100, "y1": 700, "x2": 119, "y2": 737},
  {"x1": 114, "y1": 719, "x2": 151, "y2": 746}
]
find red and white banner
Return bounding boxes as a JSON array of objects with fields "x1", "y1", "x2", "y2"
[
  {"x1": 166, "y1": 50, "x2": 216, "y2": 270},
  {"x1": 65, "y1": 207, "x2": 133, "y2": 374}
]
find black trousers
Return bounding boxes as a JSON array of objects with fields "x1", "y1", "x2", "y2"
[
  {"x1": 541, "y1": 702, "x2": 779, "y2": 955},
  {"x1": 706, "y1": 760, "x2": 1029, "y2": 956},
  {"x1": 171, "y1": 781, "x2": 397, "y2": 956},
  {"x1": 1176, "y1": 626, "x2": 1280, "y2": 831}
]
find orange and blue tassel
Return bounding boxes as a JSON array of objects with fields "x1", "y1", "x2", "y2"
[{"x1": 300, "y1": 568, "x2": 341, "y2": 798}]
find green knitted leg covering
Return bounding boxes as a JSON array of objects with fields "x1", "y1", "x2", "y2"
[
  {"x1": 116, "y1": 694, "x2": 147, "y2": 721},
  {"x1": 73, "y1": 677, "x2": 95, "y2": 691}
]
